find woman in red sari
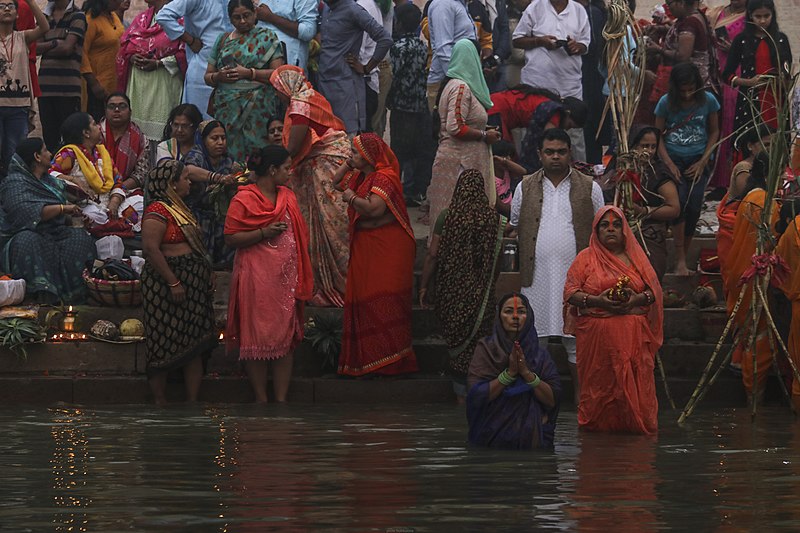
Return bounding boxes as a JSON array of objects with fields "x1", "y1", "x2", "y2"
[
  {"x1": 224, "y1": 145, "x2": 313, "y2": 403},
  {"x1": 564, "y1": 206, "x2": 663, "y2": 435},
  {"x1": 336, "y1": 133, "x2": 418, "y2": 377}
]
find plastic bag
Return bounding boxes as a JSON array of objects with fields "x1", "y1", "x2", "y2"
[
  {"x1": 0, "y1": 279, "x2": 26, "y2": 307},
  {"x1": 96, "y1": 235, "x2": 124, "y2": 260}
]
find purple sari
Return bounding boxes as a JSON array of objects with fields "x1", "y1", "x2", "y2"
[{"x1": 466, "y1": 293, "x2": 561, "y2": 450}]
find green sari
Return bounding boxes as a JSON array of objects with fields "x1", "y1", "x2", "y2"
[{"x1": 209, "y1": 27, "x2": 284, "y2": 161}]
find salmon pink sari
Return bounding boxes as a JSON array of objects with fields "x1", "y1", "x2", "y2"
[
  {"x1": 224, "y1": 183, "x2": 313, "y2": 360},
  {"x1": 564, "y1": 206, "x2": 663, "y2": 435}
]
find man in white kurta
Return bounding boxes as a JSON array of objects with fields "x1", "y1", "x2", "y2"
[
  {"x1": 509, "y1": 128, "x2": 603, "y2": 403},
  {"x1": 511, "y1": 0, "x2": 590, "y2": 160}
]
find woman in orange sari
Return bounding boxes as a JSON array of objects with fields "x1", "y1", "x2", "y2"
[
  {"x1": 336, "y1": 133, "x2": 418, "y2": 377},
  {"x1": 269, "y1": 65, "x2": 351, "y2": 307},
  {"x1": 776, "y1": 199, "x2": 800, "y2": 412},
  {"x1": 224, "y1": 145, "x2": 313, "y2": 403},
  {"x1": 564, "y1": 206, "x2": 663, "y2": 435},
  {"x1": 721, "y1": 152, "x2": 778, "y2": 402}
]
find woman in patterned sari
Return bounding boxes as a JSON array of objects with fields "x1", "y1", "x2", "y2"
[
  {"x1": 0, "y1": 139, "x2": 95, "y2": 304},
  {"x1": 269, "y1": 65, "x2": 351, "y2": 307},
  {"x1": 204, "y1": 0, "x2": 285, "y2": 162},
  {"x1": 141, "y1": 159, "x2": 217, "y2": 405},
  {"x1": 418, "y1": 168, "x2": 505, "y2": 402},
  {"x1": 337, "y1": 133, "x2": 418, "y2": 377},
  {"x1": 184, "y1": 120, "x2": 239, "y2": 267}
]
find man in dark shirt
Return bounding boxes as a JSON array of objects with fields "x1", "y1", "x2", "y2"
[{"x1": 388, "y1": 3, "x2": 433, "y2": 203}]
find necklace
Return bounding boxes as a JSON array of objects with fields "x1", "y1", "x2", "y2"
[{"x1": 0, "y1": 33, "x2": 14, "y2": 65}]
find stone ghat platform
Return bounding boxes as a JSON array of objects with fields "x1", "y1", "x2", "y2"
[
  {"x1": 1, "y1": 233, "x2": 772, "y2": 408},
  {"x1": 0, "y1": 303, "x2": 781, "y2": 408}
]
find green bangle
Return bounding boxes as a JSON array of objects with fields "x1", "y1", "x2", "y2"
[
  {"x1": 498, "y1": 369, "x2": 515, "y2": 386},
  {"x1": 527, "y1": 374, "x2": 541, "y2": 389}
]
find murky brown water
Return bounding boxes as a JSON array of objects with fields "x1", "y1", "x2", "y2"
[{"x1": 2, "y1": 404, "x2": 800, "y2": 532}]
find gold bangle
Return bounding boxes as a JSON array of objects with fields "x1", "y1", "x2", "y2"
[
  {"x1": 60, "y1": 204, "x2": 64, "y2": 214},
  {"x1": 250, "y1": 67, "x2": 256, "y2": 80},
  {"x1": 168, "y1": 280, "x2": 181, "y2": 288}
]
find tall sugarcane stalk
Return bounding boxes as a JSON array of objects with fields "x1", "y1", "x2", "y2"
[{"x1": 602, "y1": 0, "x2": 648, "y2": 233}]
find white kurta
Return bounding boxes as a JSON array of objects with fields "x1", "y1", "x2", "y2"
[
  {"x1": 511, "y1": 0, "x2": 591, "y2": 99},
  {"x1": 510, "y1": 173, "x2": 604, "y2": 337}
]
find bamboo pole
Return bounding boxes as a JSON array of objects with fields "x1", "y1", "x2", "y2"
[
  {"x1": 655, "y1": 351, "x2": 676, "y2": 410},
  {"x1": 678, "y1": 285, "x2": 747, "y2": 424}
]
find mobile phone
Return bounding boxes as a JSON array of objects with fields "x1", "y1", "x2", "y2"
[{"x1": 714, "y1": 26, "x2": 729, "y2": 41}]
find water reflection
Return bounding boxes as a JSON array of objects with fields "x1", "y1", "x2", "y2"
[
  {"x1": 0, "y1": 405, "x2": 799, "y2": 530},
  {"x1": 51, "y1": 407, "x2": 91, "y2": 532}
]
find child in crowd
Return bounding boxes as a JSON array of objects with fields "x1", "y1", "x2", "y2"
[
  {"x1": 654, "y1": 62, "x2": 720, "y2": 276},
  {"x1": 722, "y1": 0, "x2": 791, "y2": 151},
  {"x1": 387, "y1": 2, "x2": 433, "y2": 206},
  {"x1": 492, "y1": 140, "x2": 526, "y2": 218}
]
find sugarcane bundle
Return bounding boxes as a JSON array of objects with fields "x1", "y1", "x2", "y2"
[{"x1": 601, "y1": 0, "x2": 649, "y2": 236}]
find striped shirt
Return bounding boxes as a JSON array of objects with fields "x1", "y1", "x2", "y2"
[{"x1": 38, "y1": 6, "x2": 86, "y2": 98}]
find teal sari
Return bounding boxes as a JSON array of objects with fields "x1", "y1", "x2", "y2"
[
  {"x1": 0, "y1": 155, "x2": 96, "y2": 303},
  {"x1": 209, "y1": 27, "x2": 284, "y2": 161}
]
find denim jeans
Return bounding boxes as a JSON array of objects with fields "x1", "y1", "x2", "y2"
[{"x1": 0, "y1": 106, "x2": 29, "y2": 177}]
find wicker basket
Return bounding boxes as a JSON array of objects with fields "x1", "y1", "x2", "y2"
[{"x1": 82, "y1": 268, "x2": 142, "y2": 307}]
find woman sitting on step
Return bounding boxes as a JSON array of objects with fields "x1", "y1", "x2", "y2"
[
  {"x1": 467, "y1": 292, "x2": 561, "y2": 449},
  {"x1": 0, "y1": 138, "x2": 96, "y2": 304}
]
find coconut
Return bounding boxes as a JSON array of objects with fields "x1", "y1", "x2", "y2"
[{"x1": 120, "y1": 318, "x2": 145, "y2": 337}]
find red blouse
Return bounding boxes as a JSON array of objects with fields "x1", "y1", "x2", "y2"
[{"x1": 143, "y1": 202, "x2": 186, "y2": 243}]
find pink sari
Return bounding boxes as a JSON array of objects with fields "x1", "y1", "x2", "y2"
[
  {"x1": 224, "y1": 184, "x2": 313, "y2": 360},
  {"x1": 710, "y1": 6, "x2": 747, "y2": 188},
  {"x1": 116, "y1": 6, "x2": 187, "y2": 92}
]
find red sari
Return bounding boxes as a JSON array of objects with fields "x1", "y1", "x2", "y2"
[
  {"x1": 224, "y1": 184, "x2": 313, "y2": 360},
  {"x1": 338, "y1": 134, "x2": 418, "y2": 376},
  {"x1": 564, "y1": 206, "x2": 663, "y2": 435}
]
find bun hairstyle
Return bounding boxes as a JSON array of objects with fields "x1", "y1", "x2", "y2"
[
  {"x1": 248, "y1": 145, "x2": 290, "y2": 176},
  {"x1": 60, "y1": 112, "x2": 93, "y2": 146}
]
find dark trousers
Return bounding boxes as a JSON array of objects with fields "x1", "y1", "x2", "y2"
[
  {"x1": 86, "y1": 91, "x2": 105, "y2": 123},
  {"x1": 390, "y1": 109, "x2": 434, "y2": 197},
  {"x1": 364, "y1": 83, "x2": 378, "y2": 133},
  {"x1": 39, "y1": 96, "x2": 82, "y2": 151},
  {"x1": 0, "y1": 106, "x2": 28, "y2": 178}
]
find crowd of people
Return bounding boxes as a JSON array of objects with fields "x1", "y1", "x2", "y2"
[{"x1": 0, "y1": 0, "x2": 797, "y2": 447}]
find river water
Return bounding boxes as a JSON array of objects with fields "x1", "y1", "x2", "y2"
[{"x1": 2, "y1": 404, "x2": 800, "y2": 532}]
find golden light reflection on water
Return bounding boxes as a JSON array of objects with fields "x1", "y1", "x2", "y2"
[
  {"x1": 50, "y1": 407, "x2": 91, "y2": 532},
  {"x1": 208, "y1": 408, "x2": 241, "y2": 533}
]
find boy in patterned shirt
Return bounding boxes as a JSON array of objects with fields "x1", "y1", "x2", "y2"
[{"x1": 387, "y1": 3, "x2": 433, "y2": 205}]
